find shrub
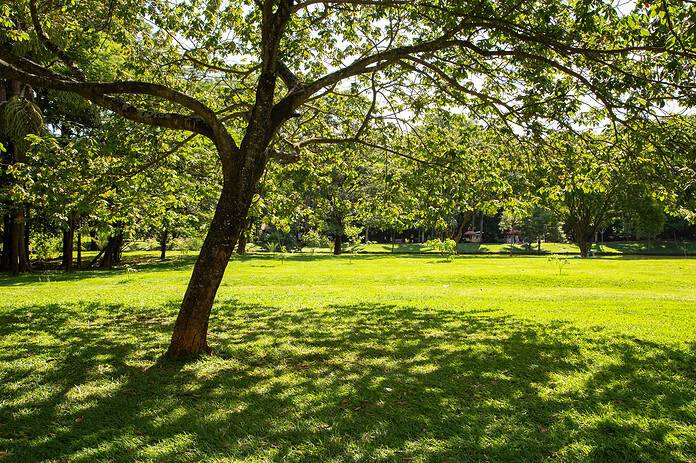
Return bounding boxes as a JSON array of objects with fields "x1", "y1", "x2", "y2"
[
  {"x1": 301, "y1": 229, "x2": 331, "y2": 249},
  {"x1": 548, "y1": 255, "x2": 570, "y2": 275},
  {"x1": 260, "y1": 230, "x2": 299, "y2": 252},
  {"x1": 426, "y1": 238, "x2": 457, "y2": 261},
  {"x1": 172, "y1": 237, "x2": 202, "y2": 253},
  {"x1": 30, "y1": 233, "x2": 61, "y2": 260}
]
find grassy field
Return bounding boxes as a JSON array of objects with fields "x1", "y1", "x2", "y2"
[
  {"x1": 1, "y1": 254, "x2": 695, "y2": 462},
  {"x1": 318, "y1": 240, "x2": 696, "y2": 255},
  {"x1": 63, "y1": 239, "x2": 696, "y2": 261}
]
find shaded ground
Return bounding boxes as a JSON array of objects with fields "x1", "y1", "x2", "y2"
[{"x1": 1, "y1": 298, "x2": 694, "y2": 462}]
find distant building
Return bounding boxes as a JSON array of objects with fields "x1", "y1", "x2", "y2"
[{"x1": 463, "y1": 229, "x2": 483, "y2": 243}]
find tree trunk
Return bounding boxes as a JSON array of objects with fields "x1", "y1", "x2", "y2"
[
  {"x1": 166, "y1": 60, "x2": 285, "y2": 359},
  {"x1": 333, "y1": 234, "x2": 342, "y2": 255},
  {"x1": 450, "y1": 212, "x2": 472, "y2": 243},
  {"x1": 100, "y1": 231, "x2": 124, "y2": 268},
  {"x1": 62, "y1": 218, "x2": 75, "y2": 272},
  {"x1": 159, "y1": 229, "x2": 169, "y2": 260},
  {"x1": 571, "y1": 220, "x2": 596, "y2": 259},
  {"x1": 166, "y1": 181, "x2": 252, "y2": 359},
  {"x1": 1, "y1": 214, "x2": 11, "y2": 271},
  {"x1": 1, "y1": 81, "x2": 33, "y2": 274},
  {"x1": 76, "y1": 228, "x2": 82, "y2": 270},
  {"x1": 24, "y1": 207, "x2": 31, "y2": 263},
  {"x1": 1, "y1": 208, "x2": 31, "y2": 274},
  {"x1": 9, "y1": 214, "x2": 19, "y2": 274},
  {"x1": 236, "y1": 223, "x2": 248, "y2": 255},
  {"x1": 89, "y1": 229, "x2": 99, "y2": 251},
  {"x1": 578, "y1": 240, "x2": 591, "y2": 258}
]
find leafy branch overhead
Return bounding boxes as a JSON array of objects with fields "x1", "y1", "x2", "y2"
[{"x1": 1, "y1": 0, "x2": 693, "y2": 154}]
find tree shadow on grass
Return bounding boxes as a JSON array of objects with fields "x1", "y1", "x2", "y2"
[
  {"x1": 0, "y1": 256, "x2": 200, "y2": 287},
  {"x1": 0, "y1": 301, "x2": 694, "y2": 462}
]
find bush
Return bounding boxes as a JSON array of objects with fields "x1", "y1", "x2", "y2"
[
  {"x1": 260, "y1": 230, "x2": 299, "y2": 251},
  {"x1": 301, "y1": 229, "x2": 331, "y2": 249},
  {"x1": 172, "y1": 236, "x2": 203, "y2": 253},
  {"x1": 30, "y1": 233, "x2": 61, "y2": 260},
  {"x1": 425, "y1": 238, "x2": 457, "y2": 261}
]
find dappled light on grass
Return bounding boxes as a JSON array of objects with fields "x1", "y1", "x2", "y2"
[{"x1": 1, "y1": 298, "x2": 694, "y2": 462}]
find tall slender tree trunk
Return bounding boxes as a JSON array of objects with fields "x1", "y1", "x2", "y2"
[
  {"x1": 1, "y1": 214, "x2": 11, "y2": 270},
  {"x1": 236, "y1": 221, "x2": 248, "y2": 255},
  {"x1": 333, "y1": 234, "x2": 342, "y2": 255},
  {"x1": 24, "y1": 207, "x2": 31, "y2": 263},
  {"x1": 166, "y1": 48, "x2": 289, "y2": 358},
  {"x1": 159, "y1": 229, "x2": 169, "y2": 260},
  {"x1": 1, "y1": 80, "x2": 31, "y2": 273},
  {"x1": 4, "y1": 207, "x2": 31, "y2": 274},
  {"x1": 62, "y1": 217, "x2": 75, "y2": 272},
  {"x1": 76, "y1": 227, "x2": 82, "y2": 270}
]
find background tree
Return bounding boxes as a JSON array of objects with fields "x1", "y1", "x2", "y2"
[
  {"x1": 0, "y1": 83, "x2": 43, "y2": 273},
  {"x1": 401, "y1": 113, "x2": 514, "y2": 243}
]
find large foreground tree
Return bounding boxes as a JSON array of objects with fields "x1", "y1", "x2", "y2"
[{"x1": 1, "y1": 0, "x2": 693, "y2": 357}]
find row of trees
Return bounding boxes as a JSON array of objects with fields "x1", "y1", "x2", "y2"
[
  {"x1": 250, "y1": 112, "x2": 695, "y2": 258},
  {"x1": 1, "y1": 0, "x2": 694, "y2": 357},
  {"x1": 5, "y1": 106, "x2": 691, "y2": 270},
  {"x1": 1, "y1": 85, "x2": 221, "y2": 273}
]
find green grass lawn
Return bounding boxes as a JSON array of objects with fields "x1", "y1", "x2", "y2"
[
  {"x1": 351, "y1": 240, "x2": 696, "y2": 255},
  {"x1": 1, "y1": 254, "x2": 695, "y2": 462},
  {"x1": 34, "y1": 240, "x2": 696, "y2": 264}
]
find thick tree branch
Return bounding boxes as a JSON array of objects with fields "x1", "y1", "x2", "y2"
[
  {"x1": 0, "y1": 57, "x2": 217, "y2": 140},
  {"x1": 29, "y1": 0, "x2": 85, "y2": 80}
]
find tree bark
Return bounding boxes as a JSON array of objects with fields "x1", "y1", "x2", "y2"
[
  {"x1": 159, "y1": 229, "x2": 169, "y2": 260},
  {"x1": 236, "y1": 223, "x2": 248, "y2": 255},
  {"x1": 100, "y1": 231, "x2": 124, "y2": 268},
  {"x1": 167, "y1": 18, "x2": 289, "y2": 358},
  {"x1": 62, "y1": 217, "x2": 75, "y2": 272},
  {"x1": 24, "y1": 207, "x2": 31, "y2": 263},
  {"x1": 450, "y1": 212, "x2": 472, "y2": 243},
  {"x1": 166, "y1": 180, "x2": 254, "y2": 359},
  {"x1": 571, "y1": 218, "x2": 597, "y2": 259},
  {"x1": 76, "y1": 227, "x2": 82, "y2": 269},
  {"x1": 1, "y1": 214, "x2": 11, "y2": 271},
  {"x1": 333, "y1": 234, "x2": 342, "y2": 255},
  {"x1": 1, "y1": 81, "x2": 31, "y2": 274},
  {"x1": 1, "y1": 208, "x2": 31, "y2": 274}
]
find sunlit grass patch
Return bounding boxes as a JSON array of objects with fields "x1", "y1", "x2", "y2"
[{"x1": 1, "y1": 254, "x2": 695, "y2": 462}]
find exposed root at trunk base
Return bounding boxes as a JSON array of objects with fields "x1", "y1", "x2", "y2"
[{"x1": 164, "y1": 342, "x2": 212, "y2": 361}]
